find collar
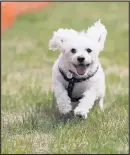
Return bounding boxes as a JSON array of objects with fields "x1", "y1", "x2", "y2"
[
  {"x1": 59, "y1": 65, "x2": 99, "y2": 101},
  {"x1": 59, "y1": 65, "x2": 99, "y2": 82}
]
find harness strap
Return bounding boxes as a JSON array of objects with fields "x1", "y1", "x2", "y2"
[{"x1": 59, "y1": 66, "x2": 99, "y2": 102}]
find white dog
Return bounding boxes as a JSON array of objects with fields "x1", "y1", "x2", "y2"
[{"x1": 49, "y1": 20, "x2": 107, "y2": 119}]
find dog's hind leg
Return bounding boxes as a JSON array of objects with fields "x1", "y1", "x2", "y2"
[{"x1": 99, "y1": 98, "x2": 104, "y2": 111}]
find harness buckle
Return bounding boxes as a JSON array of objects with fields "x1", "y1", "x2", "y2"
[{"x1": 67, "y1": 72, "x2": 73, "y2": 79}]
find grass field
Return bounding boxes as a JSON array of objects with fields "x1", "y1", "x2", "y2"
[{"x1": 2, "y1": 2, "x2": 129, "y2": 154}]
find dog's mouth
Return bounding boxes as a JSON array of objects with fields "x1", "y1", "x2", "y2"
[{"x1": 74, "y1": 64, "x2": 90, "y2": 75}]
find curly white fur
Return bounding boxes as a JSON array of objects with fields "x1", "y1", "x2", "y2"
[{"x1": 49, "y1": 20, "x2": 107, "y2": 119}]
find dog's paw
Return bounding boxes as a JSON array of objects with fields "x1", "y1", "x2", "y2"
[
  {"x1": 57, "y1": 104, "x2": 72, "y2": 115},
  {"x1": 74, "y1": 107, "x2": 88, "y2": 119}
]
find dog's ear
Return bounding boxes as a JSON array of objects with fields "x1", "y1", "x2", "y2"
[
  {"x1": 49, "y1": 28, "x2": 77, "y2": 52},
  {"x1": 86, "y1": 19, "x2": 107, "y2": 51}
]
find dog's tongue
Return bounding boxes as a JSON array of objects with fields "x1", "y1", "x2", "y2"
[{"x1": 76, "y1": 65, "x2": 87, "y2": 75}]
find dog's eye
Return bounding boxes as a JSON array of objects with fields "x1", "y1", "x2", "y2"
[
  {"x1": 71, "y1": 48, "x2": 76, "y2": 53},
  {"x1": 86, "y1": 48, "x2": 92, "y2": 53}
]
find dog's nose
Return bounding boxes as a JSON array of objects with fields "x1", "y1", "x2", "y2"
[{"x1": 77, "y1": 56, "x2": 85, "y2": 63}]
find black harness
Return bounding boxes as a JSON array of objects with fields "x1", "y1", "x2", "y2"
[{"x1": 59, "y1": 66, "x2": 99, "y2": 102}]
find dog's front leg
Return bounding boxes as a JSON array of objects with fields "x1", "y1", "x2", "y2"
[
  {"x1": 53, "y1": 82, "x2": 72, "y2": 115},
  {"x1": 74, "y1": 89, "x2": 96, "y2": 119}
]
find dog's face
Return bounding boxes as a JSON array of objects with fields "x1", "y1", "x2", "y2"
[
  {"x1": 49, "y1": 20, "x2": 107, "y2": 76},
  {"x1": 60, "y1": 36, "x2": 100, "y2": 75}
]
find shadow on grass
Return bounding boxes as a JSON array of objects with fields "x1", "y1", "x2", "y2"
[
  {"x1": 3, "y1": 90, "x2": 110, "y2": 136},
  {"x1": 21, "y1": 91, "x2": 82, "y2": 133},
  {"x1": 21, "y1": 84, "x2": 128, "y2": 134},
  {"x1": 2, "y1": 91, "x2": 84, "y2": 137}
]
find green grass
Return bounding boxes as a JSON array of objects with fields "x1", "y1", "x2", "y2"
[{"x1": 2, "y1": 2, "x2": 128, "y2": 154}]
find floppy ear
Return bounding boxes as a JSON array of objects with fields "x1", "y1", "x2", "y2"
[
  {"x1": 86, "y1": 19, "x2": 107, "y2": 51},
  {"x1": 49, "y1": 28, "x2": 77, "y2": 52}
]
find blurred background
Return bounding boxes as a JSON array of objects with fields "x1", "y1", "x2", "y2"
[{"x1": 2, "y1": 2, "x2": 129, "y2": 154}]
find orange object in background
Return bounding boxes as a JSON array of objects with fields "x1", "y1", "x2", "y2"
[{"x1": 1, "y1": 2, "x2": 52, "y2": 31}]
